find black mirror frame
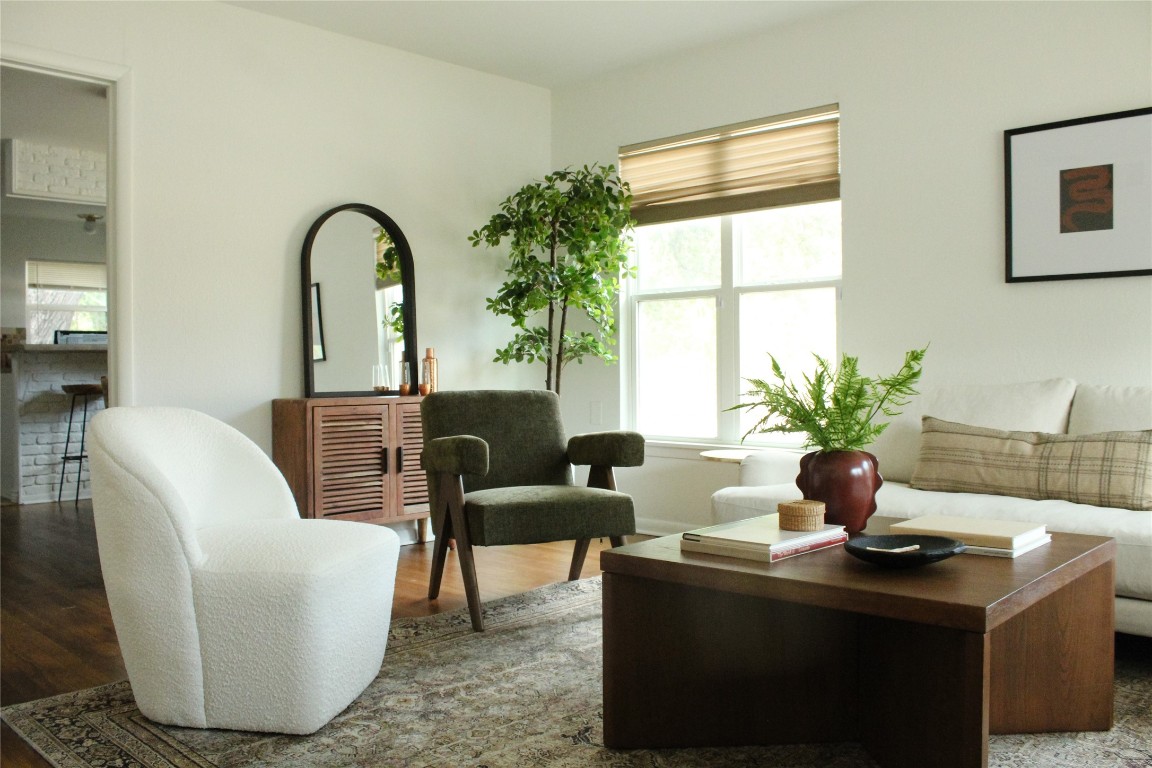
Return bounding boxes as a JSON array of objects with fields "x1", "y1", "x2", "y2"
[{"x1": 301, "y1": 203, "x2": 418, "y2": 397}]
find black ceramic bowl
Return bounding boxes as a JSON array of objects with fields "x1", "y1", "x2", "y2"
[{"x1": 845, "y1": 534, "x2": 966, "y2": 569}]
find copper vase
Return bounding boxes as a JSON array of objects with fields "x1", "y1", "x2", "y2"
[{"x1": 796, "y1": 450, "x2": 883, "y2": 534}]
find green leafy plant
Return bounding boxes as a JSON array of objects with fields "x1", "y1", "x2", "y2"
[
  {"x1": 469, "y1": 163, "x2": 636, "y2": 395},
  {"x1": 374, "y1": 229, "x2": 402, "y2": 284},
  {"x1": 730, "y1": 347, "x2": 928, "y2": 451},
  {"x1": 374, "y1": 230, "x2": 404, "y2": 336}
]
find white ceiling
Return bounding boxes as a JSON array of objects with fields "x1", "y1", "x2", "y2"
[{"x1": 227, "y1": 0, "x2": 860, "y2": 89}]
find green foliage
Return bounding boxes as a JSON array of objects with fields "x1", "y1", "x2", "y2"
[
  {"x1": 373, "y1": 231, "x2": 405, "y2": 336},
  {"x1": 385, "y1": 301, "x2": 404, "y2": 337},
  {"x1": 730, "y1": 347, "x2": 928, "y2": 452},
  {"x1": 470, "y1": 163, "x2": 636, "y2": 394},
  {"x1": 374, "y1": 232, "x2": 402, "y2": 285}
]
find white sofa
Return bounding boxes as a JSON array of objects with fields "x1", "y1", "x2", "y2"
[{"x1": 711, "y1": 379, "x2": 1152, "y2": 637}]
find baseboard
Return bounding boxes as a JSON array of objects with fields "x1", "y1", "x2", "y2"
[
  {"x1": 16, "y1": 486, "x2": 87, "y2": 505},
  {"x1": 635, "y1": 515, "x2": 696, "y2": 537}
]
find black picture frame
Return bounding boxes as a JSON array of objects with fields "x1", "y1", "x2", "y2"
[{"x1": 1004, "y1": 107, "x2": 1152, "y2": 283}]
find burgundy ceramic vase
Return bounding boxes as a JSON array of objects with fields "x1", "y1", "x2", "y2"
[{"x1": 796, "y1": 450, "x2": 883, "y2": 534}]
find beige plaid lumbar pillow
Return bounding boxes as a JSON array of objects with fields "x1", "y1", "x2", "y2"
[{"x1": 910, "y1": 417, "x2": 1152, "y2": 511}]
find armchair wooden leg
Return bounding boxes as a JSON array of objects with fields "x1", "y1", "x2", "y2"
[
  {"x1": 453, "y1": 524, "x2": 484, "y2": 632},
  {"x1": 439, "y1": 474, "x2": 485, "y2": 631},
  {"x1": 428, "y1": 505, "x2": 453, "y2": 600},
  {"x1": 569, "y1": 538, "x2": 591, "y2": 581},
  {"x1": 587, "y1": 465, "x2": 617, "y2": 491}
]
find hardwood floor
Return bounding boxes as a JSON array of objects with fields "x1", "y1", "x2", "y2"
[{"x1": 0, "y1": 500, "x2": 620, "y2": 767}]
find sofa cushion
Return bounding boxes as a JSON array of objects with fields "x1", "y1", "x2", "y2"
[
  {"x1": 910, "y1": 417, "x2": 1152, "y2": 511},
  {"x1": 868, "y1": 378, "x2": 1078, "y2": 484},
  {"x1": 1068, "y1": 384, "x2": 1152, "y2": 435}
]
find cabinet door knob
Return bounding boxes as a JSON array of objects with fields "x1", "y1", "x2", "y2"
[
  {"x1": 381, "y1": 448, "x2": 388, "y2": 474},
  {"x1": 397, "y1": 446, "x2": 405, "y2": 473}
]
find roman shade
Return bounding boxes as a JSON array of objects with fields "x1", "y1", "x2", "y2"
[{"x1": 619, "y1": 104, "x2": 840, "y2": 224}]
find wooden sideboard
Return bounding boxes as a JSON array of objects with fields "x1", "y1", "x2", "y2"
[{"x1": 272, "y1": 396, "x2": 429, "y2": 539}]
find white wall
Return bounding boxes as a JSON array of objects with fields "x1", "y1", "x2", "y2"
[
  {"x1": 552, "y1": 0, "x2": 1152, "y2": 532},
  {"x1": 1, "y1": 0, "x2": 547, "y2": 450}
]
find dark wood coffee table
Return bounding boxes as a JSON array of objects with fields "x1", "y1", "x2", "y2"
[{"x1": 600, "y1": 517, "x2": 1115, "y2": 768}]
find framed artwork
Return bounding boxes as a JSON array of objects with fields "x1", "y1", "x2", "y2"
[
  {"x1": 310, "y1": 283, "x2": 326, "y2": 361},
  {"x1": 1004, "y1": 107, "x2": 1151, "y2": 282}
]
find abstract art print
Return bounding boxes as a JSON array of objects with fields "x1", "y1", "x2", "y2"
[{"x1": 1005, "y1": 107, "x2": 1151, "y2": 282}]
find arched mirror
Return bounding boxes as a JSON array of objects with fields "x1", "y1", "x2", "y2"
[{"x1": 302, "y1": 203, "x2": 417, "y2": 397}]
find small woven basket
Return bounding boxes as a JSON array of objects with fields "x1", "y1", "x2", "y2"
[{"x1": 778, "y1": 499, "x2": 826, "y2": 531}]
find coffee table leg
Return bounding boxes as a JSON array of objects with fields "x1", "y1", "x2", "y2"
[
  {"x1": 859, "y1": 617, "x2": 991, "y2": 768},
  {"x1": 603, "y1": 572, "x2": 859, "y2": 749},
  {"x1": 603, "y1": 559, "x2": 1113, "y2": 766},
  {"x1": 990, "y1": 560, "x2": 1114, "y2": 733}
]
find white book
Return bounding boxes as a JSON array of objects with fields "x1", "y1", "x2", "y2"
[
  {"x1": 962, "y1": 535, "x2": 1052, "y2": 558},
  {"x1": 680, "y1": 514, "x2": 845, "y2": 553},
  {"x1": 891, "y1": 515, "x2": 1047, "y2": 549},
  {"x1": 681, "y1": 530, "x2": 848, "y2": 563}
]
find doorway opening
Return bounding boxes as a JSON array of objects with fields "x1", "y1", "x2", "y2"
[{"x1": 1, "y1": 63, "x2": 116, "y2": 504}]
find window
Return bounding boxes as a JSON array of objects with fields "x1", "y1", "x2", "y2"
[
  {"x1": 620, "y1": 107, "x2": 841, "y2": 445},
  {"x1": 25, "y1": 261, "x2": 108, "y2": 344}
]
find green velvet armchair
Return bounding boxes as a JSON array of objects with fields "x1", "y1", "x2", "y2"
[{"x1": 421, "y1": 390, "x2": 644, "y2": 631}]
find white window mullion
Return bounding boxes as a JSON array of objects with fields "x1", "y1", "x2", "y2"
[
  {"x1": 620, "y1": 276, "x2": 638, "y2": 431},
  {"x1": 716, "y1": 216, "x2": 741, "y2": 443}
]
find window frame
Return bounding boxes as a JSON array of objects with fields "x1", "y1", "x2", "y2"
[
  {"x1": 620, "y1": 107, "x2": 843, "y2": 446},
  {"x1": 622, "y1": 206, "x2": 842, "y2": 447}
]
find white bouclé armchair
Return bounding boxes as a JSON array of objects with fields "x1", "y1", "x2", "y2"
[{"x1": 89, "y1": 406, "x2": 400, "y2": 734}]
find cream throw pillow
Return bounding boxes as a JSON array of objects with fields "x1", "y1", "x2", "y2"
[{"x1": 911, "y1": 417, "x2": 1152, "y2": 511}]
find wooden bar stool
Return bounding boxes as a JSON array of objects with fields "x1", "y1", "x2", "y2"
[{"x1": 58, "y1": 383, "x2": 105, "y2": 503}]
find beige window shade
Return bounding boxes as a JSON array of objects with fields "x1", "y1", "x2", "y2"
[
  {"x1": 26, "y1": 260, "x2": 107, "y2": 290},
  {"x1": 620, "y1": 105, "x2": 840, "y2": 224}
]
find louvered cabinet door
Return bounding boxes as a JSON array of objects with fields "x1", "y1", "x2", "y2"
[
  {"x1": 271, "y1": 396, "x2": 429, "y2": 532},
  {"x1": 312, "y1": 404, "x2": 390, "y2": 522},
  {"x1": 396, "y1": 401, "x2": 429, "y2": 516}
]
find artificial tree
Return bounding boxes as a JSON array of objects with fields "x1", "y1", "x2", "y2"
[{"x1": 469, "y1": 163, "x2": 635, "y2": 395}]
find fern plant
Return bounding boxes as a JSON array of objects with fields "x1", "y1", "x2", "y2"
[{"x1": 730, "y1": 347, "x2": 927, "y2": 452}]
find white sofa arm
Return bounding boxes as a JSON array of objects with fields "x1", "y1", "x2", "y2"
[{"x1": 739, "y1": 449, "x2": 806, "y2": 486}]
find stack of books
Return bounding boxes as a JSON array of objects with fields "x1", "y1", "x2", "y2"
[
  {"x1": 680, "y1": 514, "x2": 847, "y2": 563},
  {"x1": 891, "y1": 515, "x2": 1051, "y2": 558}
]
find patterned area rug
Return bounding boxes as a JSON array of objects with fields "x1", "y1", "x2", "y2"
[{"x1": 4, "y1": 577, "x2": 1151, "y2": 768}]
